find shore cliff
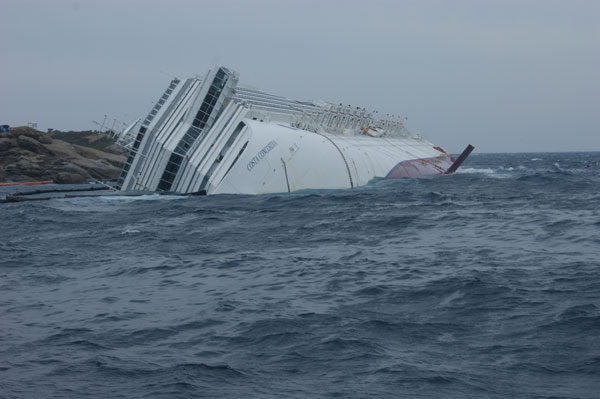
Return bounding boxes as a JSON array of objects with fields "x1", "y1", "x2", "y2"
[{"x1": 0, "y1": 127, "x2": 126, "y2": 184}]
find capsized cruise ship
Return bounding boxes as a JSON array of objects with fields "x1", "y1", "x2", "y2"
[{"x1": 116, "y1": 66, "x2": 473, "y2": 195}]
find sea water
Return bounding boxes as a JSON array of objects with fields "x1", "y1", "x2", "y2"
[{"x1": 1, "y1": 152, "x2": 599, "y2": 398}]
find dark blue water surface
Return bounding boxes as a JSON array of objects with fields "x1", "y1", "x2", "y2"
[{"x1": 1, "y1": 152, "x2": 600, "y2": 398}]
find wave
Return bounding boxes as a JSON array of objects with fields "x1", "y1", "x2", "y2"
[{"x1": 2, "y1": 152, "x2": 600, "y2": 398}]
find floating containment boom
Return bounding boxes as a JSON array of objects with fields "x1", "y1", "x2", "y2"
[{"x1": 117, "y1": 66, "x2": 473, "y2": 195}]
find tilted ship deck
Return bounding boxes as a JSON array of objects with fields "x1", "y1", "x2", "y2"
[{"x1": 116, "y1": 66, "x2": 473, "y2": 195}]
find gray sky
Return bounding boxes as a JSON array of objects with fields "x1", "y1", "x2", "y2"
[{"x1": 1, "y1": 0, "x2": 598, "y2": 153}]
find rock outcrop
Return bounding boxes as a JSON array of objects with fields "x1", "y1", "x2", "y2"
[{"x1": 0, "y1": 127, "x2": 126, "y2": 184}]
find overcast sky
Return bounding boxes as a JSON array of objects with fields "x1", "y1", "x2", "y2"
[{"x1": 1, "y1": 0, "x2": 598, "y2": 152}]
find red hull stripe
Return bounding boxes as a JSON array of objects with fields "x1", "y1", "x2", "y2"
[{"x1": 385, "y1": 156, "x2": 452, "y2": 179}]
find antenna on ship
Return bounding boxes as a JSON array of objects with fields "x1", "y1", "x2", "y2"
[
  {"x1": 92, "y1": 115, "x2": 130, "y2": 138},
  {"x1": 115, "y1": 118, "x2": 141, "y2": 149},
  {"x1": 109, "y1": 118, "x2": 117, "y2": 137},
  {"x1": 99, "y1": 115, "x2": 107, "y2": 133}
]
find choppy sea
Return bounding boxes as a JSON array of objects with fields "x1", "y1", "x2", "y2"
[{"x1": 1, "y1": 152, "x2": 600, "y2": 398}]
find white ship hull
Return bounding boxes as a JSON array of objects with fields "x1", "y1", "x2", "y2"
[
  {"x1": 212, "y1": 121, "x2": 452, "y2": 195},
  {"x1": 117, "y1": 66, "x2": 462, "y2": 195}
]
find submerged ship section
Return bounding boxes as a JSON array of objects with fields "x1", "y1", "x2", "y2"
[{"x1": 117, "y1": 66, "x2": 462, "y2": 195}]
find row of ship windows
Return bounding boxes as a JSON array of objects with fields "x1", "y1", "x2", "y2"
[
  {"x1": 150, "y1": 98, "x2": 167, "y2": 115},
  {"x1": 120, "y1": 81, "x2": 179, "y2": 189},
  {"x1": 192, "y1": 112, "x2": 210, "y2": 128},
  {"x1": 164, "y1": 156, "x2": 182, "y2": 174},
  {"x1": 202, "y1": 95, "x2": 218, "y2": 109},
  {"x1": 191, "y1": 82, "x2": 223, "y2": 128},
  {"x1": 149, "y1": 81, "x2": 178, "y2": 121},
  {"x1": 175, "y1": 131, "x2": 200, "y2": 154},
  {"x1": 155, "y1": 72, "x2": 228, "y2": 191},
  {"x1": 157, "y1": 153, "x2": 183, "y2": 190},
  {"x1": 161, "y1": 93, "x2": 220, "y2": 183}
]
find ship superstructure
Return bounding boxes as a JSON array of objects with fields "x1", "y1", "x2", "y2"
[{"x1": 117, "y1": 66, "x2": 470, "y2": 195}]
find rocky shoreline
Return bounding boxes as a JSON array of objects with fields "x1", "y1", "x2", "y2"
[{"x1": 0, "y1": 127, "x2": 126, "y2": 184}]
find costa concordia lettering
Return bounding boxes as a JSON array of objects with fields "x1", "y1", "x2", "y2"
[
  {"x1": 116, "y1": 66, "x2": 473, "y2": 195},
  {"x1": 247, "y1": 141, "x2": 278, "y2": 172}
]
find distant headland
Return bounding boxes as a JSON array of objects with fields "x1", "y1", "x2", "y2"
[{"x1": 0, "y1": 127, "x2": 125, "y2": 184}]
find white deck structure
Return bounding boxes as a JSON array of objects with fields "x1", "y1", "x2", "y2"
[{"x1": 117, "y1": 66, "x2": 454, "y2": 194}]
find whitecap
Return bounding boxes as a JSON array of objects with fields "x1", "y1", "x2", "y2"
[
  {"x1": 120, "y1": 229, "x2": 141, "y2": 235},
  {"x1": 98, "y1": 194, "x2": 186, "y2": 201},
  {"x1": 455, "y1": 167, "x2": 513, "y2": 179},
  {"x1": 456, "y1": 168, "x2": 497, "y2": 174},
  {"x1": 552, "y1": 163, "x2": 564, "y2": 172}
]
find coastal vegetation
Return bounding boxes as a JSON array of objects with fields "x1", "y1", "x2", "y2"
[{"x1": 0, "y1": 127, "x2": 125, "y2": 184}]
